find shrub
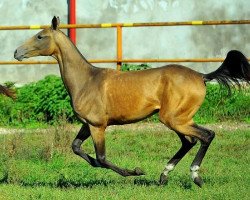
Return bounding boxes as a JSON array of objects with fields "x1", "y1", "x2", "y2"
[
  {"x1": 121, "y1": 63, "x2": 151, "y2": 71},
  {"x1": 0, "y1": 75, "x2": 75, "y2": 126},
  {"x1": 195, "y1": 84, "x2": 250, "y2": 123}
]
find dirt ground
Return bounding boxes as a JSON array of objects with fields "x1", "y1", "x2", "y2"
[{"x1": 0, "y1": 122, "x2": 249, "y2": 135}]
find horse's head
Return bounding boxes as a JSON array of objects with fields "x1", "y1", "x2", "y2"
[{"x1": 14, "y1": 16, "x2": 60, "y2": 61}]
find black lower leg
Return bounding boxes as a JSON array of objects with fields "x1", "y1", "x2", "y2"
[
  {"x1": 72, "y1": 138, "x2": 101, "y2": 167},
  {"x1": 92, "y1": 128, "x2": 145, "y2": 177},
  {"x1": 97, "y1": 155, "x2": 145, "y2": 177},
  {"x1": 159, "y1": 134, "x2": 197, "y2": 185},
  {"x1": 168, "y1": 135, "x2": 197, "y2": 165},
  {"x1": 72, "y1": 124, "x2": 101, "y2": 167},
  {"x1": 190, "y1": 125, "x2": 215, "y2": 187}
]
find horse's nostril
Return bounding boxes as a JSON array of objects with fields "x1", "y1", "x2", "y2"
[{"x1": 14, "y1": 49, "x2": 23, "y2": 61}]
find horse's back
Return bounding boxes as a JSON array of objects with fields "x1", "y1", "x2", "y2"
[{"x1": 103, "y1": 65, "x2": 205, "y2": 125}]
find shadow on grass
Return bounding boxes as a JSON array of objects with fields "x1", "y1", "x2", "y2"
[
  {"x1": 134, "y1": 177, "x2": 194, "y2": 189},
  {"x1": 56, "y1": 174, "x2": 117, "y2": 188},
  {"x1": 0, "y1": 170, "x2": 117, "y2": 188},
  {"x1": 1, "y1": 170, "x2": 194, "y2": 189},
  {"x1": 133, "y1": 178, "x2": 159, "y2": 186},
  {"x1": 3, "y1": 178, "x2": 118, "y2": 189}
]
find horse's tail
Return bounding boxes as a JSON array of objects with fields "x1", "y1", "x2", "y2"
[
  {"x1": 203, "y1": 50, "x2": 250, "y2": 93},
  {"x1": 0, "y1": 84, "x2": 16, "y2": 99}
]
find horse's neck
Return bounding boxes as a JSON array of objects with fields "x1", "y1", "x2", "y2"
[{"x1": 54, "y1": 32, "x2": 93, "y2": 99}]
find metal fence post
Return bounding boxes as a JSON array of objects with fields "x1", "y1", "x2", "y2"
[{"x1": 116, "y1": 25, "x2": 122, "y2": 70}]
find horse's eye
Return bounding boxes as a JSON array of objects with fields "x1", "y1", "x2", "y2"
[{"x1": 37, "y1": 35, "x2": 42, "y2": 40}]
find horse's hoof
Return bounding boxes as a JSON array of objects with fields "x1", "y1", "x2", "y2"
[
  {"x1": 134, "y1": 167, "x2": 145, "y2": 176},
  {"x1": 193, "y1": 176, "x2": 203, "y2": 188},
  {"x1": 159, "y1": 173, "x2": 168, "y2": 185}
]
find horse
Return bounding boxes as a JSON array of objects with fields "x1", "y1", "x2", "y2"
[
  {"x1": 0, "y1": 84, "x2": 15, "y2": 99},
  {"x1": 14, "y1": 16, "x2": 250, "y2": 187}
]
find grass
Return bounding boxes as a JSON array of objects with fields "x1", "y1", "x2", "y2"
[{"x1": 0, "y1": 123, "x2": 249, "y2": 199}]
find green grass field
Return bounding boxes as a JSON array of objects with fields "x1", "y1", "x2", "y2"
[{"x1": 0, "y1": 123, "x2": 249, "y2": 200}]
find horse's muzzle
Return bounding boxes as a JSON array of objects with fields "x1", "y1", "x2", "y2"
[{"x1": 14, "y1": 48, "x2": 25, "y2": 61}]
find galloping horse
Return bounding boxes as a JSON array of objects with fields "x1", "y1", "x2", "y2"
[
  {"x1": 14, "y1": 17, "x2": 250, "y2": 187},
  {"x1": 0, "y1": 84, "x2": 15, "y2": 99}
]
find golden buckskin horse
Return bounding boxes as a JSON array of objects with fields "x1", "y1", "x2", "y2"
[{"x1": 14, "y1": 17, "x2": 250, "y2": 187}]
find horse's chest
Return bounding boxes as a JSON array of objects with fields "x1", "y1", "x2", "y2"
[{"x1": 73, "y1": 98, "x2": 106, "y2": 125}]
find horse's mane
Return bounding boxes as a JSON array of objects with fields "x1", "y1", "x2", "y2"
[{"x1": 57, "y1": 29, "x2": 93, "y2": 66}]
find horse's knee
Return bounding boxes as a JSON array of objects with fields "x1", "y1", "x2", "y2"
[
  {"x1": 206, "y1": 129, "x2": 215, "y2": 144},
  {"x1": 193, "y1": 125, "x2": 215, "y2": 145},
  {"x1": 72, "y1": 145, "x2": 81, "y2": 155},
  {"x1": 184, "y1": 136, "x2": 198, "y2": 145},
  {"x1": 201, "y1": 128, "x2": 215, "y2": 145},
  {"x1": 71, "y1": 139, "x2": 82, "y2": 155}
]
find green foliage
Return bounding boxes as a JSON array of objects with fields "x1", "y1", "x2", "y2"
[
  {"x1": 121, "y1": 63, "x2": 151, "y2": 71},
  {"x1": 195, "y1": 84, "x2": 250, "y2": 123},
  {"x1": 0, "y1": 75, "x2": 75, "y2": 127}
]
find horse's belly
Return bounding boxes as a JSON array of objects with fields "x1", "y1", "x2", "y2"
[{"x1": 107, "y1": 102, "x2": 160, "y2": 125}]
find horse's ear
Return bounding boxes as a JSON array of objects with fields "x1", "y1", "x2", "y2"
[{"x1": 51, "y1": 16, "x2": 60, "y2": 30}]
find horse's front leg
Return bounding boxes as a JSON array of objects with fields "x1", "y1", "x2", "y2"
[
  {"x1": 90, "y1": 125, "x2": 145, "y2": 177},
  {"x1": 72, "y1": 123, "x2": 101, "y2": 167}
]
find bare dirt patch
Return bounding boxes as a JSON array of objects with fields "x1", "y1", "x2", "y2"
[{"x1": 0, "y1": 122, "x2": 249, "y2": 135}]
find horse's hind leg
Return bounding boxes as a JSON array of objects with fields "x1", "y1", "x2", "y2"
[
  {"x1": 72, "y1": 123, "x2": 101, "y2": 167},
  {"x1": 90, "y1": 125, "x2": 145, "y2": 177},
  {"x1": 159, "y1": 115, "x2": 214, "y2": 187},
  {"x1": 189, "y1": 124, "x2": 215, "y2": 187},
  {"x1": 159, "y1": 132, "x2": 197, "y2": 185},
  {"x1": 171, "y1": 123, "x2": 214, "y2": 187}
]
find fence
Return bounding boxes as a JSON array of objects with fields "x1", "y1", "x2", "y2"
[{"x1": 0, "y1": 19, "x2": 250, "y2": 70}]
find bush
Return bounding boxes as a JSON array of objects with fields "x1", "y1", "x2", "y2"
[
  {"x1": 195, "y1": 84, "x2": 250, "y2": 123},
  {"x1": 0, "y1": 75, "x2": 75, "y2": 126},
  {"x1": 121, "y1": 63, "x2": 151, "y2": 71}
]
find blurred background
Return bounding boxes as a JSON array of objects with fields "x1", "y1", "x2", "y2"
[{"x1": 0, "y1": 0, "x2": 249, "y2": 85}]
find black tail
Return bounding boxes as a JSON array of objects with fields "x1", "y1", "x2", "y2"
[{"x1": 204, "y1": 50, "x2": 250, "y2": 93}]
